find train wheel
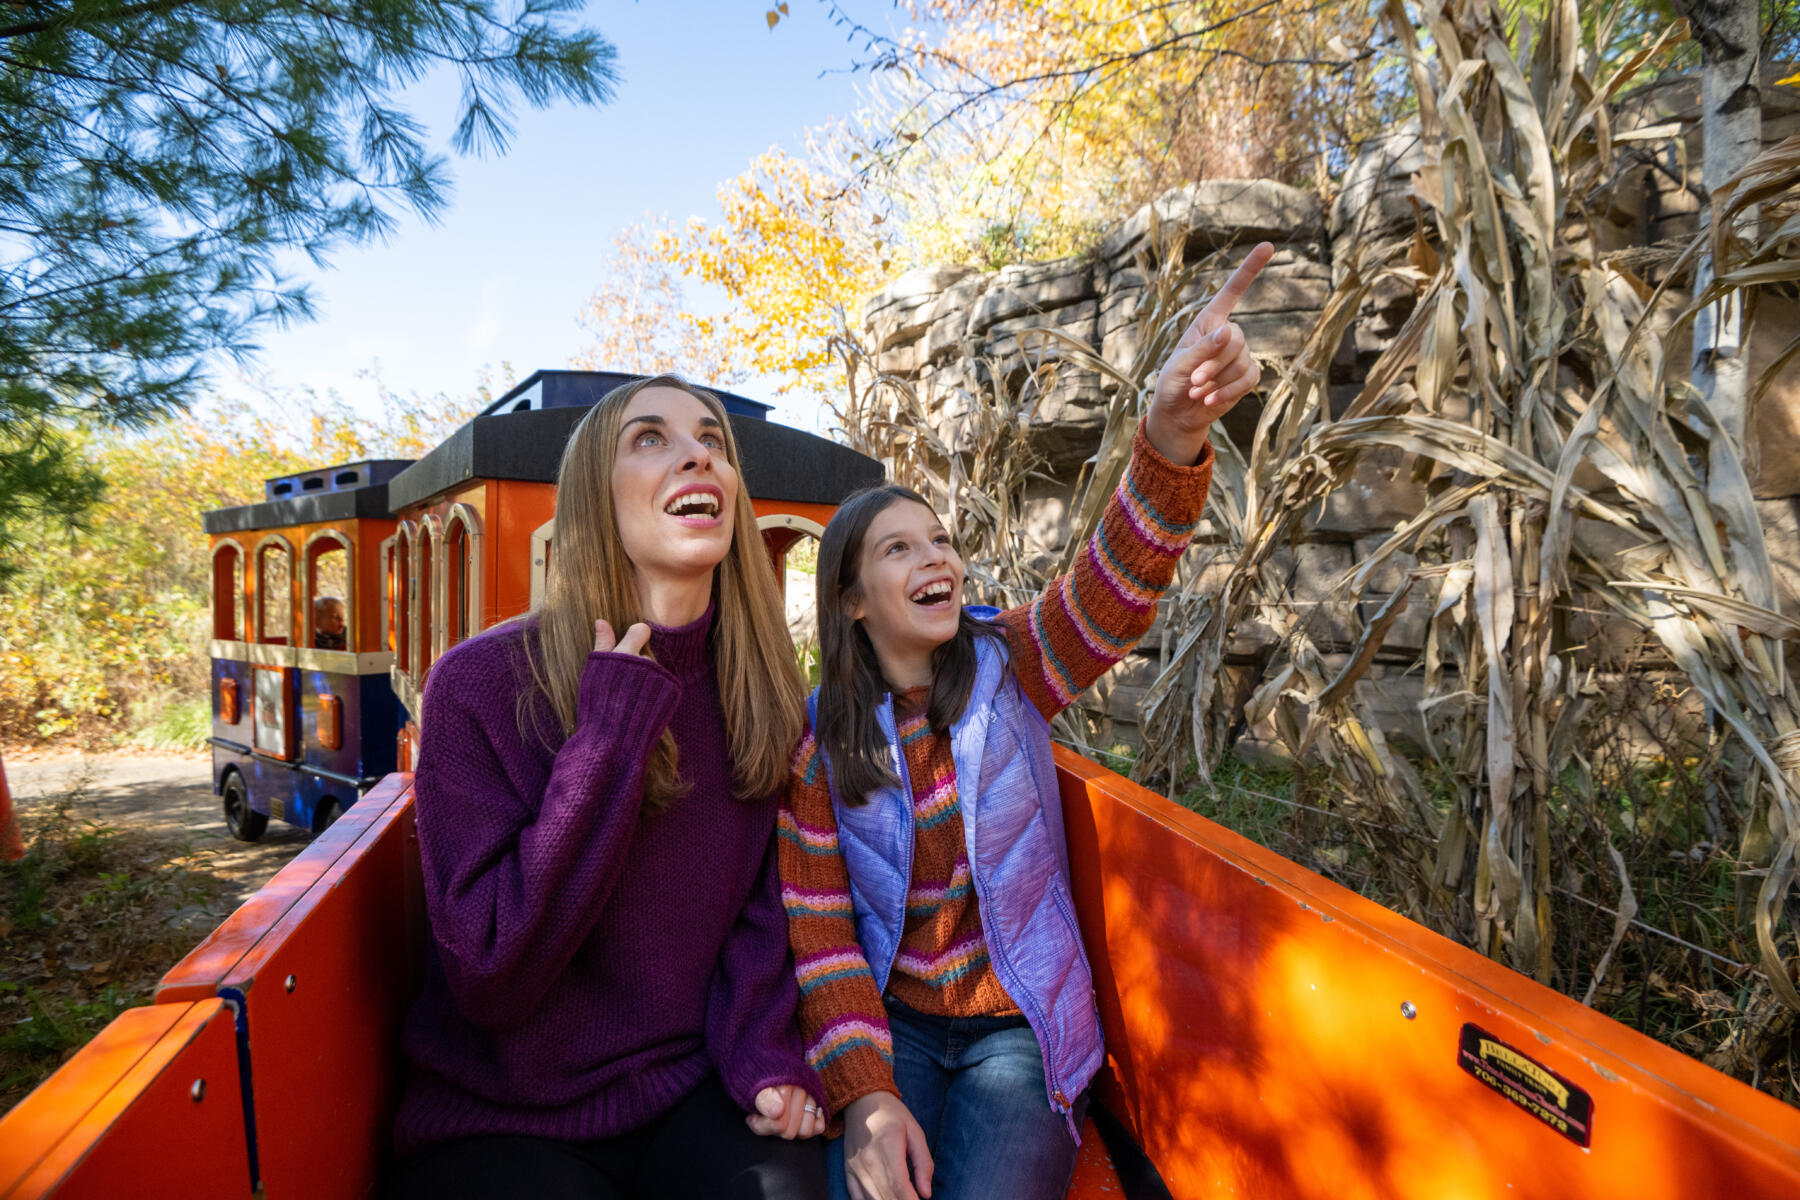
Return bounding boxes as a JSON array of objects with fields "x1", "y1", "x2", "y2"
[
  {"x1": 223, "y1": 773, "x2": 267, "y2": 843},
  {"x1": 316, "y1": 799, "x2": 345, "y2": 833}
]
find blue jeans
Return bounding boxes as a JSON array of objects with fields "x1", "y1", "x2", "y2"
[{"x1": 828, "y1": 998, "x2": 1086, "y2": 1200}]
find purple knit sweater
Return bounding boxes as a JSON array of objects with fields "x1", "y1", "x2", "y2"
[{"x1": 393, "y1": 608, "x2": 820, "y2": 1157}]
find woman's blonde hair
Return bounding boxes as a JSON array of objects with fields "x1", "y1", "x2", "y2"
[{"x1": 522, "y1": 374, "x2": 804, "y2": 809}]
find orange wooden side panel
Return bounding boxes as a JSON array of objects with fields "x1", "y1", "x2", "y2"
[
  {"x1": 751, "y1": 499, "x2": 841, "y2": 530},
  {"x1": 157, "y1": 774, "x2": 413, "y2": 1003},
  {"x1": 488, "y1": 479, "x2": 556, "y2": 624},
  {"x1": 207, "y1": 785, "x2": 424, "y2": 1200},
  {"x1": 349, "y1": 519, "x2": 400, "y2": 655},
  {"x1": 1054, "y1": 747, "x2": 1800, "y2": 1200},
  {"x1": 0, "y1": 1000, "x2": 247, "y2": 1200}
]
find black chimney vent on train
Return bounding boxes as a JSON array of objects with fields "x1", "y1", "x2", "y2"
[{"x1": 265, "y1": 459, "x2": 415, "y2": 502}]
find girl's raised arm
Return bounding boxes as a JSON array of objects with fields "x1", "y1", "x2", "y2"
[{"x1": 998, "y1": 243, "x2": 1273, "y2": 719}]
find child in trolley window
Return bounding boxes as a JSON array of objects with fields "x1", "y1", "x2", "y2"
[{"x1": 780, "y1": 245, "x2": 1274, "y2": 1200}]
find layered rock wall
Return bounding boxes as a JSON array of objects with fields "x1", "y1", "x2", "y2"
[
  {"x1": 860, "y1": 79, "x2": 1800, "y2": 739},
  {"x1": 866, "y1": 180, "x2": 1331, "y2": 473}
]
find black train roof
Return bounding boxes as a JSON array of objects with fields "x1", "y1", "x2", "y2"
[
  {"x1": 386, "y1": 386, "x2": 881, "y2": 512},
  {"x1": 482, "y1": 369, "x2": 774, "y2": 420},
  {"x1": 203, "y1": 460, "x2": 413, "y2": 536},
  {"x1": 202, "y1": 372, "x2": 884, "y2": 534}
]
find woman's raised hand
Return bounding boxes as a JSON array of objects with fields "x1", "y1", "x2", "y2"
[
  {"x1": 745, "y1": 1084, "x2": 827, "y2": 1140},
  {"x1": 1145, "y1": 240, "x2": 1275, "y2": 465},
  {"x1": 593, "y1": 618, "x2": 652, "y2": 656}
]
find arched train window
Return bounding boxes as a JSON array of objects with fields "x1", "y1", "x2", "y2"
[
  {"x1": 303, "y1": 530, "x2": 353, "y2": 652},
  {"x1": 253, "y1": 535, "x2": 295, "y2": 645},
  {"x1": 445, "y1": 504, "x2": 483, "y2": 650},
  {"x1": 415, "y1": 517, "x2": 438, "y2": 676},
  {"x1": 758, "y1": 514, "x2": 826, "y2": 686},
  {"x1": 211, "y1": 539, "x2": 245, "y2": 641},
  {"x1": 392, "y1": 525, "x2": 413, "y2": 673},
  {"x1": 529, "y1": 519, "x2": 555, "y2": 609}
]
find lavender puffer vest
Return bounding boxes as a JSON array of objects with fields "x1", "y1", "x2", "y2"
[{"x1": 806, "y1": 624, "x2": 1104, "y2": 1132}]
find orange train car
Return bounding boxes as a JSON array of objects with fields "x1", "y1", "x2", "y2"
[
  {"x1": 198, "y1": 370, "x2": 873, "y2": 837},
  {"x1": 5, "y1": 369, "x2": 1800, "y2": 1198},
  {"x1": 373, "y1": 370, "x2": 872, "y2": 770}
]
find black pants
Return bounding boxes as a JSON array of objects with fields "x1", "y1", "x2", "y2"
[{"x1": 388, "y1": 1076, "x2": 828, "y2": 1200}]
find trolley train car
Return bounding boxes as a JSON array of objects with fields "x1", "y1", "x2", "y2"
[
  {"x1": 202, "y1": 370, "x2": 871, "y2": 839},
  {"x1": 203, "y1": 457, "x2": 413, "y2": 840},
  {"x1": 6, "y1": 372, "x2": 1800, "y2": 1199}
]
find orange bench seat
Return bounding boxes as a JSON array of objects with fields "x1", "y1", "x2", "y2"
[
  {"x1": 155, "y1": 773, "x2": 423, "y2": 1200},
  {"x1": 0, "y1": 999, "x2": 246, "y2": 1199}
]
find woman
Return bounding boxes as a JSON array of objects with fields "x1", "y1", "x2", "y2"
[
  {"x1": 782, "y1": 244, "x2": 1272, "y2": 1200},
  {"x1": 390, "y1": 376, "x2": 828, "y2": 1200}
]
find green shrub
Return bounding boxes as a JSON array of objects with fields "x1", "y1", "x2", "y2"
[{"x1": 129, "y1": 696, "x2": 211, "y2": 752}]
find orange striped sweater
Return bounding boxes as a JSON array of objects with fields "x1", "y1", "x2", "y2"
[{"x1": 780, "y1": 424, "x2": 1213, "y2": 1118}]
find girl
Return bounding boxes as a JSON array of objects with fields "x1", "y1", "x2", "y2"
[
  {"x1": 391, "y1": 376, "x2": 828, "y2": 1200},
  {"x1": 781, "y1": 246, "x2": 1273, "y2": 1200}
]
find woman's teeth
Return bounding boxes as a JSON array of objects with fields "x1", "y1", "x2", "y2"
[
  {"x1": 909, "y1": 580, "x2": 953, "y2": 605},
  {"x1": 664, "y1": 492, "x2": 720, "y2": 518}
]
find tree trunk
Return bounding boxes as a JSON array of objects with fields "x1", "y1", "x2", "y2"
[{"x1": 1675, "y1": 0, "x2": 1763, "y2": 451}]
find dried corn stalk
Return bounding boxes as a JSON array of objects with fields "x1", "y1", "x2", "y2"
[
  {"x1": 1144, "y1": 0, "x2": 1800, "y2": 997},
  {"x1": 829, "y1": 317, "x2": 1055, "y2": 605}
]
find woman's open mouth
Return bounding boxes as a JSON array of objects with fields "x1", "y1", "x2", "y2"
[{"x1": 663, "y1": 486, "x2": 724, "y2": 527}]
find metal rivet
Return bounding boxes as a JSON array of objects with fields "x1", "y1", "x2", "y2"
[
  {"x1": 1400, "y1": 1000, "x2": 1418, "y2": 1020},
  {"x1": 190, "y1": 1079, "x2": 205, "y2": 1102},
  {"x1": 285, "y1": 974, "x2": 297, "y2": 993}
]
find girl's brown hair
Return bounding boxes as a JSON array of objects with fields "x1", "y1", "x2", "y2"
[{"x1": 521, "y1": 374, "x2": 804, "y2": 809}]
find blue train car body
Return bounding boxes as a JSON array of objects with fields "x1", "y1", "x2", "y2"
[{"x1": 202, "y1": 459, "x2": 412, "y2": 840}]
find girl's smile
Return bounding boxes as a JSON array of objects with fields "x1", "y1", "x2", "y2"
[{"x1": 850, "y1": 500, "x2": 965, "y2": 689}]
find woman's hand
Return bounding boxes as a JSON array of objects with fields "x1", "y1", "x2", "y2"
[
  {"x1": 745, "y1": 1084, "x2": 827, "y2": 1140},
  {"x1": 842, "y1": 1091, "x2": 933, "y2": 1200},
  {"x1": 593, "y1": 618, "x2": 651, "y2": 656},
  {"x1": 1146, "y1": 241, "x2": 1275, "y2": 465}
]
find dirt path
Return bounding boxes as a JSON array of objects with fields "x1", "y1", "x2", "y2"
[{"x1": 7, "y1": 752, "x2": 312, "y2": 912}]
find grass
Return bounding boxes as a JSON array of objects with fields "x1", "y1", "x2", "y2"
[
  {"x1": 1179, "y1": 751, "x2": 1301, "y2": 847},
  {"x1": 0, "y1": 780, "x2": 230, "y2": 1110},
  {"x1": 126, "y1": 695, "x2": 210, "y2": 752}
]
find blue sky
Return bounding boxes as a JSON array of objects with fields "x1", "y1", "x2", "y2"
[{"x1": 226, "y1": 1, "x2": 890, "y2": 433}]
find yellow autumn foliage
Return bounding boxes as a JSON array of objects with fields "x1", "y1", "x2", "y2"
[
  {"x1": 651, "y1": 0, "x2": 1385, "y2": 395},
  {"x1": 660, "y1": 146, "x2": 886, "y2": 396},
  {"x1": 573, "y1": 219, "x2": 746, "y2": 387},
  {"x1": 0, "y1": 385, "x2": 489, "y2": 740},
  {"x1": 881, "y1": 0, "x2": 1379, "y2": 259}
]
